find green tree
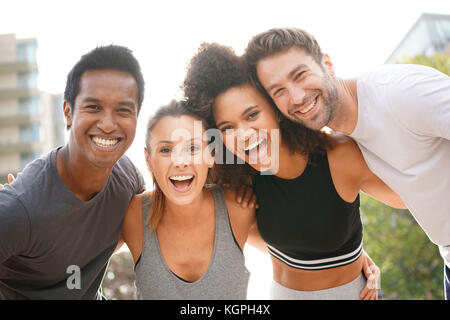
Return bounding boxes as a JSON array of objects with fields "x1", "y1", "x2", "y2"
[
  {"x1": 400, "y1": 52, "x2": 450, "y2": 75},
  {"x1": 361, "y1": 195, "x2": 444, "y2": 299},
  {"x1": 362, "y1": 52, "x2": 449, "y2": 300}
]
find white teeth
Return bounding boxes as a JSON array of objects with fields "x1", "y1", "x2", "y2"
[
  {"x1": 92, "y1": 136, "x2": 119, "y2": 147},
  {"x1": 244, "y1": 138, "x2": 265, "y2": 152},
  {"x1": 299, "y1": 97, "x2": 317, "y2": 114},
  {"x1": 170, "y1": 175, "x2": 194, "y2": 181}
]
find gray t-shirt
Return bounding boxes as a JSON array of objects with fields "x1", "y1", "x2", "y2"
[{"x1": 0, "y1": 148, "x2": 145, "y2": 299}]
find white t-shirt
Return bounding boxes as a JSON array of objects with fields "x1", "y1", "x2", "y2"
[{"x1": 350, "y1": 64, "x2": 450, "y2": 267}]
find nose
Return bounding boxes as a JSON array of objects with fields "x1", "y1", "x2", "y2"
[
  {"x1": 235, "y1": 127, "x2": 256, "y2": 144},
  {"x1": 288, "y1": 84, "x2": 306, "y2": 105},
  {"x1": 97, "y1": 111, "x2": 117, "y2": 133},
  {"x1": 172, "y1": 148, "x2": 191, "y2": 168}
]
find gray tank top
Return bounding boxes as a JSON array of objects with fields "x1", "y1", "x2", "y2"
[{"x1": 135, "y1": 185, "x2": 250, "y2": 300}]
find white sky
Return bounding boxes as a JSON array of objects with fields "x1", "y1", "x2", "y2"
[
  {"x1": 2, "y1": 0, "x2": 449, "y2": 184},
  {"x1": 2, "y1": 0, "x2": 449, "y2": 299}
]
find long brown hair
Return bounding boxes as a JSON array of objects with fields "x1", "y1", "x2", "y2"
[{"x1": 145, "y1": 100, "x2": 212, "y2": 231}]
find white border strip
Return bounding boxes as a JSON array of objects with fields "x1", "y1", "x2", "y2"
[{"x1": 268, "y1": 240, "x2": 363, "y2": 265}]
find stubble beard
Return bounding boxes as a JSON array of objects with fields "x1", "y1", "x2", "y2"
[{"x1": 288, "y1": 73, "x2": 339, "y2": 131}]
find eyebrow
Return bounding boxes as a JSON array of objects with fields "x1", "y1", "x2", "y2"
[
  {"x1": 266, "y1": 64, "x2": 308, "y2": 93},
  {"x1": 156, "y1": 137, "x2": 202, "y2": 145},
  {"x1": 81, "y1": 97, "x2": 137, "y2": 109},
  {"x1": 215, "y1": 105, "x2": 258, "y2": 128}
]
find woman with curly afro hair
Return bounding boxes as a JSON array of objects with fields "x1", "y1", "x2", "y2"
[{"x1": 182, "y1": 42, "x2": 406, "y2": 300}]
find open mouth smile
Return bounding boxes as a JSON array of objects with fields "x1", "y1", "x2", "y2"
[
  {"x1": 292, "y1": 95, "x2": 319, "y2": 118},
  {"x1": 169, "y1": 174, "x2": 195, "y2": 193},
  {"x1": 243, "y1": 137, "x2": 269, "y2": 165},
  {"x1": 90, "y1": 135, "x2": 123, "y2": 151}
]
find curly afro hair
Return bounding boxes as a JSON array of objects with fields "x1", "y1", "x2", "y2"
[
  {"x1": 182, "y1": 43, "x2": 250, "y2": 123},
  {"x1": 182, "y1": 42, "x2": 331, "y2": 188}
]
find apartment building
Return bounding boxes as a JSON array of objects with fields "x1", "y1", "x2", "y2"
[
  {"x1": 386, "y1": 13, "x2": 450, "y2": 63},
  {"x1": 0, "y1": 34, "x2": 65, "y2": 183}
]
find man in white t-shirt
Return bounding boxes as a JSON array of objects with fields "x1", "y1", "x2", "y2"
[{"x1": 245, "y1": 27, "x2": 450, "y2": 299}]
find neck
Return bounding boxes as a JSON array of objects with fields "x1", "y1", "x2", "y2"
[
  {"x1": 327, "y1": 78, "x2": 358, "y2": 135},
  {"x1": 162, "y1": 188, "x2": 212, "y2": 228},
  {"x1": 274, "y1": 141, "x2": 308, "y2": 179},
  {"x1": 56, "y1": 145, "x2": 112, "y2": 201}
]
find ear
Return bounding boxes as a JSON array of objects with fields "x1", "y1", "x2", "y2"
[
  {"x1": 321, "y1": 54, "x2": 335, "y2": 76},
  {"x1": 63, "y1": 101, "x2": 73, "y2": 128}
]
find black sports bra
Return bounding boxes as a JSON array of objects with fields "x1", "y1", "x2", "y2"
[{"x1": 253, "y1": 152, "x2": 363, "y2": 270}]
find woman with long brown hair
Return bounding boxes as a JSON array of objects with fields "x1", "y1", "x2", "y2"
[{"x1": 118, "y1": 100, "x2": 259, "y2": 299}]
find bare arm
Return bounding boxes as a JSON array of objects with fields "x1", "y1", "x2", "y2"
[
  {"x1": 224, "y1": 189, "x2": 259, "y2": 252},
  {"x1": 246, "y1": 222, "x2": 268, "y2": 253},
  {"x1": 120, "y1": 194, "x2": 144, "y2": 263},
  {"x1": 328, "y1": 134, "x2": 406, "y2": 209}
]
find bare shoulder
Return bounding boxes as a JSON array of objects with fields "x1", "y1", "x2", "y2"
[
  {"x1": 222, "y1": 187, "x2": 255, "y2": 249},
  {"x1": 123, "y1": 192, "x2": 148, "y2": 230},
  {"x1": 223, "y1": 188, "x2": 255, "y2": 218},
  {"x1": 326, "y1": 133, "x2": 367, "y2": 201},
  {"x1": 328, "y1": 133, "x2": 359, "y2": 154},
  {"x1": 125, "y1": 193, "x2": 144, "y2": 218},
  {"x1": 327, "y1": 133, "x2": 365, "y2": 167}
]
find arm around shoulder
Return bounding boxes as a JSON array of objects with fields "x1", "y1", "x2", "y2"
[{"x1": 327, "y1": 134, "x2": 406, "y2": 209}]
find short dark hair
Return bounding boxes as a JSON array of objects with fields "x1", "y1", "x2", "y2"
[
  {"x1": 245, "y1": 27, "x2": 323, "y2": 89},
  {"x1": 64, "y1": 45, "x2": 145, "y2": 114}
]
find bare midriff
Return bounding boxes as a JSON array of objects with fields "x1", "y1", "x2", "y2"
[{"x1": 271, "y1": 254, "x2": 364, "y2": 291}]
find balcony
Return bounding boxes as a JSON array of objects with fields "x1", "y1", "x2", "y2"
[
  {"x1": 0, "y1": 61, "x2": 38, "y2": 73},
  {"x1": 0, "y1": 87, "x2": 39, "y2": 99},
  {"x1": 0, "y1": 113, "x2": 41, "y2": 126},
  {"x1": 0, "y1": 140, "x2": 42, "y2": 154}
]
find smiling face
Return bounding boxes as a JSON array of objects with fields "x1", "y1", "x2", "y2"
[
  {"x1": 146, "y1": 115, "x2": 213, "y2": 206},
  {"x1": 64, "y1": 69, "x2": 138, "y2": 169},
  {"x1": 256, "y1": 47, "x2": 339, "y2": 131},
  {"x1": 213, "y1": 83, "x2": 281, "y2": 172}
]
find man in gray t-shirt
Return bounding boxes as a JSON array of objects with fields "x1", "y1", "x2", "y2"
[{"x1": 0, "y1": 45, "x2": 145, "y2": 299}]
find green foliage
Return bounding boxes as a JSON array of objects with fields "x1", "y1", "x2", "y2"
[
  {"x1": 360, "y1": 194, "x2": 444, "y2": 299},
  {"x1": 399, "y1": 52, "x2": 450, "y2": 75}
]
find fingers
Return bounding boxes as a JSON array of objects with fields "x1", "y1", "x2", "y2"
[
  {"x1": 360, "y1": 285, "x2": 369, "y2": 299},
  {"x1": 360, "y1": 286, "x2": 379, "y2": 300},
  {"x1": 234, "y1": 185, "x2": 259, "y2": 209},
  {"x1": 235, "y1": 186, "x2": 247, "y2": 205},
  {"x1": 240, "y1": 186, "x2": 252, "y2": 208},
  {"x1": 7, "y1": 173, "x2": 15, "y2": 184}
]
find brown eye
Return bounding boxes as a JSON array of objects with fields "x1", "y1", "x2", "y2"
[{"x1": 247, "y1": 111, "x2": 259, "y2": 120}]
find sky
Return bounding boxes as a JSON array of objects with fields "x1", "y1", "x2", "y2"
[{"x1": 1, "y1": 0, "x2": 449, "y2": 299}]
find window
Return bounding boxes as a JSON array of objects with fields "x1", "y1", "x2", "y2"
[
  {"x1": 19, "y1": 123, "x2": 40, "y2": 142},
  {"x1": 17, "y1": 42, "x2": 37, "y2": 63},
  {"x1": 18, "y1": 71, "x2": 38, "y2": 88},
  {"x1": 19, "y1": 97, "x2": 40, "y2": 115}
]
